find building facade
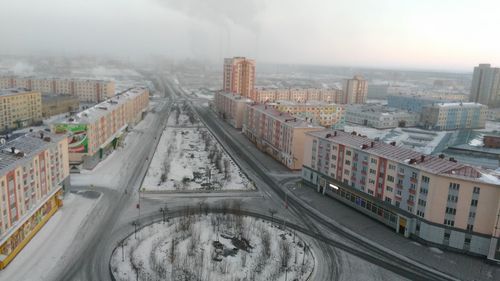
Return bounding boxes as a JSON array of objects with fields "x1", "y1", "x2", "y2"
[
  {"x1": 342, "y1": 75, "x2": 368, "y2": 104},
  {"x1": 50, "y1": 87, "x2": 149, "y2": 164},
  {"x1": 0, "y1": 76, "x2": 115, "y2": 103},
  {"x1": 251, "y1": 88, "x2": 342, "y2": 103},
  {"x1": 388, "y1": 94, "x2": 454, "y2": 113},
  {"x1": 421, "y1": 102, "x2": 487, "y2": 130},
  {"x1": 483, "y1": 135, "x2": 500, "y2": 148},
  {"x1": 42, "y1": 94, "x2": 80, "y2": 118},
  {"x1": 242, "y1": 104, "x2": 323, "y2": 170},
  {"x1": 345, "y1": 104, "x2": 420, "y2": 129},
  {"x1": 470, "y1": 64, "x2": 500, "y2": 108},
  {"x1": 223, "y1": 57, "x2": 256, "y2": 98},
  {"x1": 0, "y1": 132, "x2": 70, "y2": 269},
  {"x1": 0, "y1": 88, "x2": 42, "y2": 132},
  {"x1": 302, "y1": 130, "x2": 500, "y2": 260},
  {"x1": 214, "y1": 91, "x2": 253, "y2": 129},
  {"x1": 272, "y1": 100, "x2": 345, "y2": 128}
]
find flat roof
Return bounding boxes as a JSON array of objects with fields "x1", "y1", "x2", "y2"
[
  {"x1": 41, "y1": 94, "x2": 79, "y2": 102},
  {"x1": 431, "y1": 102, "x2": 486, "y2": 108},
  {"x1": 217, "y1": 92, "x2": 253, "y2": 103},
  {"x1": 307, "y1": 129, "x2": 500, "y2": 185},
  {"x1": 249, "y1": 104, "x2": 323, "y2": 129},
  {"x1": 0, "y1": 131, "x2": 64, "y2": 175},
  {"x1": 0, "y1": 88, "x2": 39, "y2": 97},
  {"x1": 51, "y1": 87, "x2": 147, "y2": 124},
  {"x1": 0, "y1": 75, "x2": 113, "y2": 83},
  {"x1": 273, "y1": 100, "x2": 340, "y2": 106}
]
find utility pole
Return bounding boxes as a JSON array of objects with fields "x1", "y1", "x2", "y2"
[{"x1": 160, "y1": 204, "x2": 168, "y2": 223}]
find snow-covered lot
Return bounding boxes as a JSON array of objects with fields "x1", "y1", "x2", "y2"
[
  {"x1": 111, "y1": 213, "x2": 314, "y2": 281},
  {"x1": 143, "y1": 105, "x2": 254, "y2": 192}
]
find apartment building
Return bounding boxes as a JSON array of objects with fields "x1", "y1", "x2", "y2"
[
  {"x1": 470, "y1": 64, "x2": 500, "y2": 108},
  {"x1": 0, "y1": 88, "x2": 42, "y2": 131},
  {"x1": 251, "y1": 88, "x2": 342, "y2": 103},
  {"x1": 223, "y1": 57, "x2": 256, "y2": 98},
  {"x1": 50, "y1": 87, "x2": 149, "y2": 165},
  {"x1": 0, "y1": 76, "x2": 115, "y2": 103},
  {"x1": 42, "y1": 94, "x2": 80, "y2": 118},
  {"x1": 0, "y1": 131, "x2": 70, "y2": 269},
  {"x1": 214, "y1": 91, "x2": 253, "y2": 129},
  {"x1": 272, "y1": 100, "x2": 345, "y2": 128},
  {"x1": 242, "y1": 104, "x2": 323, "y2": 170},
  {"x1": 342, "y1": 75, "x2": 368, "y2": 104},
  {"x1": 421, "y1": 102, "x2": 487, "y2": 130},
  {"x1": 302, "y1": 129, "x2": 500, "y2": 260},
  {"x1": 388, "y1": 94, "x2": 454, "y2": 112},
  {"x1": 345, "y1": 104, "x2": 420, "y2": 129}
]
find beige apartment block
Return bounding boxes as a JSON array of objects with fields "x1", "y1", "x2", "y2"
[
  {"x1": 242, "y1": 104, "x2": 323, "y2": 169},
  {"x1": 342, "y1": 75, "x2": 368, "y2": 104},
  {"x1": 50, "y1": 87, "x2": 149, "y2": 164},
  {"x1": 251, "y1": 88, "x2": 342, "y2": 104},
  {"x1": 214, "y1": 91, "x2": 253, "y2": 129},
  {"x1": 0, "y1": 132, "x2": 70, "y2": 269},
  {"x1": 421, "y1": 102, "x2": 487, "y2": 130},
  {"x1": 42, "y1": 94, "x2": 80, "y2": 118},
  {"x1": 0, "y1": 76, "x2": 115, "y2": 103},
  {"x1": 223, "y1": 57, "x2": 255, "y2": 98},
  {"x1": 271, "y1": 100, "x2": 345, "y2": 128},
  {"x1": 0, "y1": 88, "x2": 42, "y2": 131},
  {"x1": 302, "y1": 129, "x2": 500, "y2": 260}
]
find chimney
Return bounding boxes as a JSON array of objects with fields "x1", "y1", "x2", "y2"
[
  {"x1": 390, "y1": 141, "x2": 396, "y2": 146},
  {"x1": 334, "y1": 131, "x2": 337, "y2": 137},
  {"x1": 40, "y1": 132, "x2": 44, "y2": 139},
  {"x1": 439, "y1": 154, "x2": 445, "y2": 159},
  {"x1": 370, "y1": 142, "x2": 374, "y2": 148},
  {"x1": 11, "y1": 147, "x2": 15, "y2": 154},
  {"x1": 362, "y1": 144, "x2": 368, "y2": 149},
  {"x1": 326, "y1": 133, "x2": 331, "y2": 138},
  {"x1": 420, "y1": 155, "x2": 425, "y2": 162}
]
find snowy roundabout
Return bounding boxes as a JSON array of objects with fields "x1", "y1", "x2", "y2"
[{"x1": 110, "y1": 212, "x2": 315, "y2": 281}]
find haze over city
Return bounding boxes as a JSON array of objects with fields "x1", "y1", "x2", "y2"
[{"x1": 1, "y1": 0, "x2": 500, "y2": 71}]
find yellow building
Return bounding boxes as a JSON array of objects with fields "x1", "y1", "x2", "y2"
[
  {"x1": 0, "y1": 88, "x2": 42, "y2": 131},
  {"x1": 0, "y1": 76, "x2": 115, "y2": 103},
  {"x1": 50, "y1": 87, "x2": 149, "y2": 164},
  {"x1": 0, "y1": 131, "x2": 70, "y2": 269},
  {"x1": 272, "y1": 100, "x2": 345, "y2": 128}
]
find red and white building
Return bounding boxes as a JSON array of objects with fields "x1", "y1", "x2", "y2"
[{"x1": 223, "y1": 57, "x2": 256, "y2": 98}]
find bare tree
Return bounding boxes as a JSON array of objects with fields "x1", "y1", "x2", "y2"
[{"x1": 223, "y1": 158, "x2": 231, "y2": 180}]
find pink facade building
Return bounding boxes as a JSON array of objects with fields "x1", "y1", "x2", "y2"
[
  {"x1": 243, "y1": 104, "x2": 323, "y2": 170},
  {"x1": 302, "y1": 129, "x2": 500, "y2": 260},
  {"x1": 214, "y1": 92, "x2": 252, "y2": 129},
  {"x1": 223, "y1": 57, "x2": 255, "y2": 98},
  {"x1": 251, "y1": 88, "x2": 342, "y2": 104},
  {"x1": 342, "y1": 75, "x2": 368, "y2": 104}
]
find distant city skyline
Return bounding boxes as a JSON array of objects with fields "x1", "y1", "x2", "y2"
[{"x1": 0, "y1": 0, "x2": 499, "y2": 71}]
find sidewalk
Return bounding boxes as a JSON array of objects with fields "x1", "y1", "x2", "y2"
[{"x1": 288, "y1": 183, "x2": 499, "y2": 281}]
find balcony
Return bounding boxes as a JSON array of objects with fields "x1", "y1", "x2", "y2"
[
  {"x1": 361, "y1": 171, "x2": 367, "y2": 176},
  {"x1": 410, "y1": 177, "x2": 418, "y2": 184},
  {"x1": 396, "y1": 183, "x2": 403, "y2": 189},
  {"x1": 409, "y1": 188, "x2": 416, "y2": 195},
  {"x1": 352, "y1": 166, "x2": 357, "y2": 171},
  {"x1": 362, "y1": 160, "x2": 368, "y2": 165},
  {"x1": 407, "y1": 200, "x2": 414, "y2": 206}
]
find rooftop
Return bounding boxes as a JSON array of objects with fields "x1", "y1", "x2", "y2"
[
  {"x1": 0, "y1": 75, "x2": 113, "y2": 83},
  {"x1": 217, "y1": 92, "x2": 253, "y2": 103},
  {"x1": 0, "y1": 88, "x2": 39, "y2": 97},
  {"x1": 0, "y1": 131, "x2": 64, "y2": 175},
  {"x1": 50, "y1": 87, "x2": 147, "y2": 124},
  {"x1": 272, "y1": 100, "x2": 340, "y2": 106},
  {"x1": 431, "y1": 102, "x2": 486, "y2": 108},
  {"x1": 249, "y1": 104, "x2": 324, "y2": 129},
  {"x1": 308, "y1": 129, "x2": 500, "y2": 185},
  {"x1": 41, "y1": 94, "x2": 79, "y2": 102}
]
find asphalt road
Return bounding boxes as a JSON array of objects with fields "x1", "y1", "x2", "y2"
[{"x1": 52, "y1": 76, "x2": 458, "y2": 281}]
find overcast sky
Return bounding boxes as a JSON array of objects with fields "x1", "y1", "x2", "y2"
[{"x1": 0, "y1": 0, "x2": 499, "y2": 71}]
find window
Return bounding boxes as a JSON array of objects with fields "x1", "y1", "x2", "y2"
[
  {"x1": 399, "y1": 167, "x2": 404, "y2": 174},
  {"x1": 345, "y1": 160, "x2": 351, "y2": 165},
  {"x1": 447, "y1": 195, "x2": 458, "y2": 203},
  {"x1": 346, "y1": 150, "x2": 351, "y2": 156},
  {"x1": 444, "y1": 220, "x2": 454, "y2": 227},
  {"x1": 411, "y1": 172, "x2": 417, "y2": 179},
  {"x1": 418, "y1": 199, "x2": 426, "y2": 207},
  {"x1": 386, "y1": 186, "x2": 393, "y2": 192},
  {"x1": 388, "y1": 164, "x2": 396, "y2": 170},
  {"x1": 387, "y1": 175, "x2": 394, "y2": 183},
  {"x1": 385, "y1": 197, "x2": 392, "y2": 203},
  {"x1": 449, "y1": 182, "x2": 460, "y2": 191},
  {"x1": 445, "y1": 207, "x2": 456, "y2": 215},
  {"x1": 420, "y1": 188, "x2": 428, "y2": 195},
  {"x1": 371, "y1": 158, "x2": 377, "y2": 164},
  {"x1": 369, "y1": 169, "x2": 376, "y2": 174},
  {"x1": 471, "y1": 199, "x2": 478, "y2": 207},
  {"x1": 421, "y1": 175, "x2": 430, "y2": 183},
  {"x1": 473, "y1": 187, "x2": 480, "y2": 194},
  {"x1": 466, "y1": 224, "x2": 474, "y2": 231},
  {"x1": 417, "y1": 210, "x2": 425, "y2": 217}
]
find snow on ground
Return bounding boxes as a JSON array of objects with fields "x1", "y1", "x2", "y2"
[
  {"x1": 143, "y1": 107, "x2": 253, "y2": 192},
  {"x1": 110, "y1": 214, "x2": 314, "y2": 281},
  {"x1": 0, "y1": 192, "x2": 101, "y2": 281}
]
